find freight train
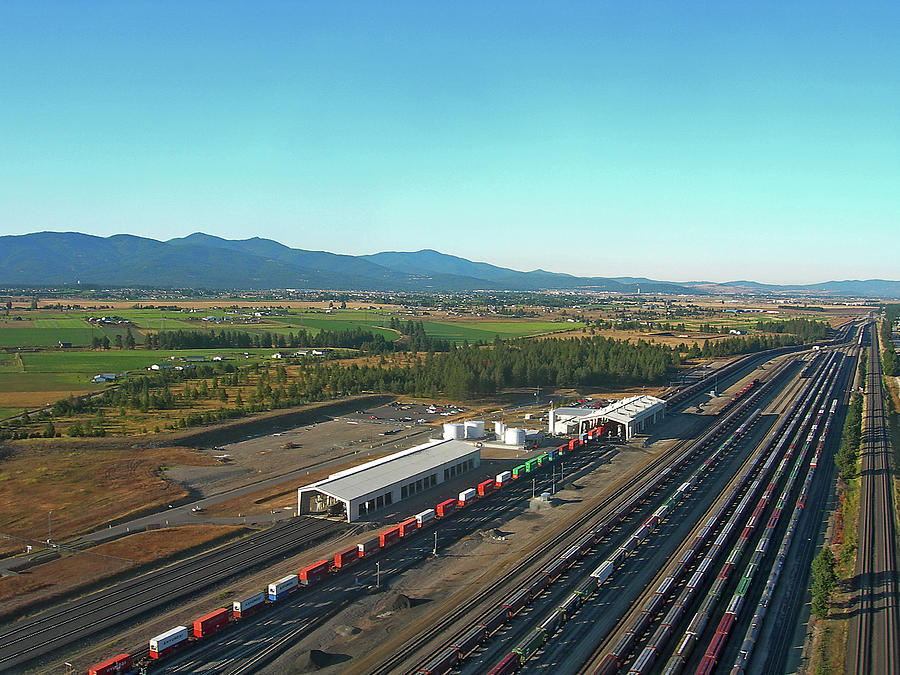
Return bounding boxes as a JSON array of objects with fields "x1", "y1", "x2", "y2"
[{"x1": 87, "y1": 435, "x2": 597, "y2": 674}]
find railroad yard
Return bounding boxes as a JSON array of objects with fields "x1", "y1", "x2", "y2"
[
  {"x1": 3, "y1": 8, "x2": 899, "y2": 673},
  {"x1": 1, "y1": 309, "x2": 897, "y2": 675}
]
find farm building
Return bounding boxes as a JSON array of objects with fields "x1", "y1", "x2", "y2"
[
  {"x1": 549, "y1": 395, "x2": 666, "y2": 440},
  {"x1": 297, "y1": 439, "x2": 480, "y2": 522}
]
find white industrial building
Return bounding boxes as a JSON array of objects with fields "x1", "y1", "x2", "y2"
[
  {"x1": 297, "y1": 439, "x2": 481, "y2": 523},
  {"x1": 549, "y1": 395, "x2": 666, "y2": 440}
]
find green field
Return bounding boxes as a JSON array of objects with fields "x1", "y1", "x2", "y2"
[
  {"x1": 20, "y1": 349, "x2": 271, "y2": 374},
  {"x1": 421, "y1": 320, "x2": 583, "y2": 343},
  {"x1": 1, "y1": 308, "x2": 579, "y2": 347}
]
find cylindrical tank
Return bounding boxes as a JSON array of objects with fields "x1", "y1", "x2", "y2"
[
  {"x1": 443, "y1": 422, "x2": 465, "y2": 440},
  {"x1": 504, "y1": 427, "x2": 526, "y2": 446},
  {"x1": 464, "y1": 420, "x2": 485, "y2": 439},
  {"x1": 494, "y1": 421, "x2": 506, "y2": 438}
]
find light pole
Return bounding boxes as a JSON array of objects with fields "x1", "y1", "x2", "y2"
[
  {"x1": 376, "y1": 562, "x2": 381, "y2": 588},
  {"x1": 47, "y1": 510, "x2": 52, "y2": 544}
]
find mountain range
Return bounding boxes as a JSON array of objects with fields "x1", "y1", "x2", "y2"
[{"x1": 1, "y1": 231, "x2": 898, "y2": 298}]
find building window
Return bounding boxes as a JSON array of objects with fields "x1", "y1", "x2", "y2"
[
  {"x1": 385, "y1": 492, "x2": 392, "y2": 505},
  {"x1": 401, "y1": 485, "x2": 408, "y2": 499},
  {"x1": 376, "y1": 495, "x2": 384, "y2": 509},
  {"x1": 416, "y1": 479, "x2": 423, "y2": 492}
]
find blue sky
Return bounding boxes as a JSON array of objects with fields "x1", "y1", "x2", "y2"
[{"x1": 1, "y1": 1, "x2": 897, "y2": 284}]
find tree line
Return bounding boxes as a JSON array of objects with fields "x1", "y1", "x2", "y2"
[
  {"x1": 754, "y1": 318, "x2": 829, "y2": 342},
  {"x1": 835, "y1": 392, "x2": 862, "y2": 479},
  {"x1": 881, "y1": 304, "x2": 899, "y2": 377}
]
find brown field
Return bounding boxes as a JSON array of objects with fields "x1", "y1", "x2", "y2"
[
  {"x1": 0, "y1": 388, "x2": 95, "y2": 410},
  {"x1": 0, "y1": 441, "x2": 215, "y2": 555},
  {"x1": 538, "y1": 326, "x2": 734, "y2": 347},
  {"x1": 0, "y1": 525, "x2": 244, "y2": 618}
]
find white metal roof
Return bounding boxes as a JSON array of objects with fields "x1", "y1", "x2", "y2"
[
  {"x1": 555, "y1": 395, "x2": 665, "y2": 425},
  {"x1": 552, "y1": 407, "x2": 598, "y2": 418},
  {"x1": 299, "y1": 439, "x2": 478, "y2": 503},
  {"x1": 598, "y1": 395, "x2": 666, "y2": 424}
]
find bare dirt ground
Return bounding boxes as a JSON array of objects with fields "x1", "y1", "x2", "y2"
[
  {"x1": 0, "y1": 442, "x2": 216, "y2": 557},
  {"x1": 0, "y1": 525, "x2": 244, "y2": 620}
]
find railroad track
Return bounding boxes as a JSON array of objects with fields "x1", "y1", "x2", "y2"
[
  {"x1": 363, "y1": 359, "x2": 796, "y2": 675},
  {"x1": 0, "y1": 517, "x2": 341, "y2": 671},
  {"x1": 848, "y1": 325, "x2": 900, "y2": 675},
  {"x1": 574, "y1": 351, "x2": 839, "y2": 675}
]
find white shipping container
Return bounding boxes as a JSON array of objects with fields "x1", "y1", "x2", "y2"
[
  {"x1": 415, "y1": 508, "x2": 435, "y2": 525},
  {"x1": 150, "y1": 626, "x2": 188, "y2": 652},
  {"x1": 495, "y1": 470, "x2": 512, "y2": 484},
  {"x1": 233, "y1": 591, "x2": 266, "y2": 614},
  {"x1": 591, "y1": 560, "x2": 615, "y2": 583},
  {"x1": 268, "y1": 574, "x2": 299, "y2": 598},
  {"x1": 458, "y1": 488, "x2": 477, "y2": 503}
]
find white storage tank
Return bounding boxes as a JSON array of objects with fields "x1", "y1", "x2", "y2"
[
  {"x1": 443, "y1": 422, "x2": 465, "y2": 440},
  {"x1": 494, "y1": 421, "x2": 506, "y2": 437},
  {"x1": 504, "y1": 427, "x2": 526, "y2": 446},
  {"x1": 464, "y1": 420, "x2": 485, "y2": 439}
]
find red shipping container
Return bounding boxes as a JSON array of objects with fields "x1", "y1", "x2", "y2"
[
  {"x1": 380, "y1": 526, "x2": 401, "y2": 547},
  {"x1": 334, "y1": 546, "x2": 359, "y2": 568},
  {"x1": 436, "y1": 498, "x2": 456, "y2": 518},
  {"x1": 717, "y1": 612, "x2": 736, "y2": 636},
  {"x1": 88, "y1": 654, "x2": 133, "y2": 675},
  {"x1": 568, "y1": 439, "x2": 577, "y2": 450},
  {"x1": 399, "y1": 517, "x2": 419, "y2": 537},
  {"x1": 193, "y1": 608, "x2": 230, "y2": 638},
  {"x1": 487, "y1": 652, "x2": 521, "y2": 675},
  {"x1": 477, "y1": 479, "x2": 494, "y2": 497},
  {"x1": 299, "y1": 559, "x2": 330, "y2": 584}
]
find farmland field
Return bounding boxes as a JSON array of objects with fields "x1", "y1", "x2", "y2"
[
  {"x1": 20, "y1": 349, "x2": 271, "y2": 373},
  {"x1": 0, "y1": 349, "x2": 272, "y2": 418},
  {"x1": 421, "y1": 320, "x2": 583, "y2": 343}
]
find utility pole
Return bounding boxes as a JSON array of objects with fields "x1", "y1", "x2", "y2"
[
  {"x1": 376, "y1": 562, "x2": 381, "y2": 588},
  {"x1": 432, "y1": 531, "x2": 438, "y2": 556},
  {"x1": 532, "y1": 478, "x2": 536, "y2": 500},
  {"x1": 47, "y1": 510, "x2": 52, "y2": 544}
]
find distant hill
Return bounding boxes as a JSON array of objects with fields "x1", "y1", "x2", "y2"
[{"x1": 0, "y1": 231, "x2": 897, "y2": 297}]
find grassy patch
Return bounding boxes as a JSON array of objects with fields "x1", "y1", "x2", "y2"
[
  {"x1": 421, "y1": 320, "x2": 580, "y2": 343},
  {"x1": 20, "y1": 348, "x2": 269, "y2": 374},
  {"x1": 0, "y1": 443, "x2": 216, "y2": 555}
]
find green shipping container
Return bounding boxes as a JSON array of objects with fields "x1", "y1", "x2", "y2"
[
  {"x1": 513, "y1": 464, "x2": 527, "y2": 478},
  {"x1": 514, "y1": 628, "x2": 546, "y2": 660}
]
